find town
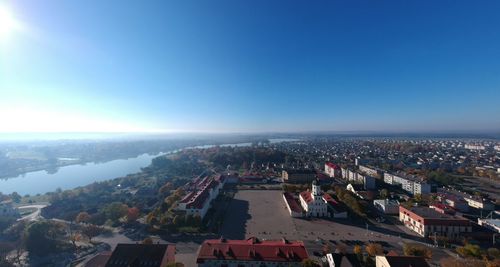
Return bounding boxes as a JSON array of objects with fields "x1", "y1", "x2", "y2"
[{"x1": 1, "y1": 137, "x2": 499, "y2": 267}]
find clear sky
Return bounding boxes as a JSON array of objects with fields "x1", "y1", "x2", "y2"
[{"x1": 0, "y1": 0, "x2": 499, "y2": 133}]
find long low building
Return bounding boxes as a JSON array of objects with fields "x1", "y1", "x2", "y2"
[
  {"x1": 177, "y1": 176, "x2": 225, "y2": 219},
  {"x1": 283, "y1": 192, "x2": 304, "y2": 217},
  {"x1": 399, "y1": 206, "x2": 472, "y2": 238},
  {"x1": 478, "y1": 218, "x2": 500, "y2": 233},
  {"x1": 282, "y1": 169, "x2": 317, "y2": 184},
  {"x1": 384, "y1": 172, "x2": 431, "y2": 195},
  {"x1": 196, "y1": 237, "x2": 309, "y2": 267}
]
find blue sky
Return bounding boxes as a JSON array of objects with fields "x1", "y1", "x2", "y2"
[{"x1": 0, "y1": 0, "x2": 499, "y2": 133}]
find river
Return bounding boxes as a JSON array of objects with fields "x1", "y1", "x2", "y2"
[{"x1": 0, "y1": 138, "x2": 299, "y2": 195}]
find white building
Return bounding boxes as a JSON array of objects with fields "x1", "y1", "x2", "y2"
[
  {"x1": 478, "y1": 219, "x2": 500, "y2": 233},
  {"x1": 373, "y1": 199, "x2": 400, "y2": 215},
  {"x1": 177, "y1": 176, "x2": 225, "y2": 219},
  {"x1": 299, "y1": 179, "x2": 328, "y2": 217},
  {"x1": 384, "y1": 172, "x2": 430, "y2": 195}
]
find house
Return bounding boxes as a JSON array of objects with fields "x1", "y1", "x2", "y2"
[
  {"x1": 282, "y1": 169, "x2": 317, "y2": 184},
  {"x1": 105, "y1": 243, "x2": 175, "y2": 267},
  {"x1": 478, "y1": 219, "x2": 500, "y2": 233},
  {"x1": 325, "y1": 253, "x2": 362, "y2": 267},
  {"x1": 375, "y1": 255, "x2": 430, "y2": 267},
  {"x1": 196, "y1": 237, "x2": 309, "y2": 267},
  {"x1": 299, "y1": 179, "x2": 329, "y2": 217},
  {"x1": 373, "y1": 199, "x2": 400, "y2": 215},
  {"x1": 399, "y1": 206, "x2": 472, "y2": 238}
]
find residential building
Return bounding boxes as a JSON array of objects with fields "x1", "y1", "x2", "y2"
[
  {"x1": 196, "y1": 237, "x2": 309, "y2": 267},
  {"x1": 373, "y1": 199, "x2": 400, "y2": 215},
  {"x1": 375, "y1": 255, "x2": 430, "y2": 267},
  {"x1": 383, "y1": 172, "x2": 431, "y2": 195},
  {"x1": 399, "y1": 206, "x2": 472, "y2": 238},
  {"x1": 465, "y1": 144, "x2": 486, "y2": 150},
  {"x1": 105, "y1": 244, "x2": 175, "y2": 267},
  {"x1": 358, "y1": 165, "x2": 384, "y2": 178},
  {"x1": 178, "y1": 176, "x2": 225, "y2": 219},
  {"x1": 325, "y1": 162, "x2": 341, "y2": 178},
  {"x1": 282, "y1": 169, "x2": 316, "y2": 184},
  {"x1": 435, "y1": 192, "x2": 469, "y2": 212},
  {"x1": 463, "y1": 195, "x2": 495, "y2": 211}
]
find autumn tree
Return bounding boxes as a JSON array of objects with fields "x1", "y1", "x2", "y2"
[
  {"x1": 142, "y1": 237, "x2": 153, "y2": 244},
  {"x1": 81, "y1": 224, "x2": 104, "y2": 242},
  {"x1": 365, "y1": 243, "x2": 384, "y2": 257},
  {"x1": 403, "y1": 243, "x2": 432, "y2": 259},
  {"x1": 127, "y1": 207, "x2": 140, "y2": 223},
  {"x1": 75, "y1": 212, "x2": 91, "y2": 224}
]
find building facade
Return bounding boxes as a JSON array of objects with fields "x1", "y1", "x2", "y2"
[
  {"x1": 299, "y1": 179, "x2": 328, "y2": 217},
  {"x1": 196, "y1": 237, "x2": 309, "y2": 267},
  {"x1": 399, "y1": 206, "x2": 472, "y2": 238}
]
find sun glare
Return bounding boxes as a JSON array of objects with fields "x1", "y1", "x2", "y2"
[{"x1": 0, "y1": 5, "x2": 19, "y2": 42}]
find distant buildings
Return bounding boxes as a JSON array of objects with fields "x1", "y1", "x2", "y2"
[
  {"x1": 340, "y1": 167, "x2": 376, "y2": 190},
  {"x1": 282, "y1": 169, "x2": 316, "y2": 184},
  {"x1": 373, "y1": 199, "x2": 400, "y2": 215},
  {"x1": 384, "y1": 172, "x2": 431, "y2": 195},
  {"x1": 465, "y1": 144, "x2": 486, "y2": 150},
  {"x1": 399, "y1": 206, "x2": 472, "y2": 238},
  {"x1": 437, "y1": 188, "x2": 495, "y2": 211},
  {"x1": 177, "y1": 175, "x2": 225, "y2": 219},
  {"x1": 196, "y1": 237, "x2": 309, "y2": 267},
  {"x1": 375, "y1": 255, "x2": 430, "y2": 267}
]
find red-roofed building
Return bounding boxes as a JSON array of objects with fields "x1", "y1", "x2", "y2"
[
  {"x1": 325, "y1": 162, "x2": 341, "y2": 178},
  {"x1": 177, "y1": 176, "x2": 224, "y2": 219},
  {"x1": 283, "y1": 192, "x2": 304, "y2": 217},
  {"x1": 196, "y1": 237, "x2": 309, "y2": 267},
  {"x1": 399, "y1": 206, "x2": 472, "y2": 238}
]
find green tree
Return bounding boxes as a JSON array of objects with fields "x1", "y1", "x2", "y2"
[
  {"x1": 102, "y1": 202, "x2": 128, "y2": 222},
  {"x1": 24, "y1": 221, "x2": 65, "y2": 256}
]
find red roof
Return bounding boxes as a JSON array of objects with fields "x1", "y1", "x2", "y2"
[
  {"x1": 197, "y1": 237, "x2": 308, "y2": 263},
  {"x1": 325, "y1": 162, "x2": 340, "y2": 169},
  {"x1": 283, "y1": 193, "x2": 303, "y2": 213},
  {"x1": 300, "y1": 191, "x2": 314, "y2": 204}
]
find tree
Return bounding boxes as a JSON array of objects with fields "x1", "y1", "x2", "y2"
[
  {"x1": 365, "y1": 243, "x2": 384, "y2": 256},
  {"x1": 75, "y1": 212, "x2": 91, "y2": 224},
  {"x1": 457, "y1": 244, "x2": 483, "y2": 259},
  {"x1": 127, "y1": 207, "x2": 140, "y2": 223},
  {"x1": 301, "y1": 259, "x2": 319, "y2": 267},
  {"x1": 10, "y1": 192, "x2": 21, "y2": 203},
  {"x1": 81, "y1": 224, "x2": 104, "y2": 242},
  {"x1": 24, "y1": 220, "x2": 65, "y2": 256},
  {"x1": 353, "y1": 244, "x2": 362, "y2": 255},
  {"x1": 379, "y1": 189, "x2": 389, "y2": 199},
  {"x1": 142, "y1": 237, "x2": 153, "y2": 245},
  {"x1": 102, "y1": 202, "x2": 128, "y2": 222},
  {"x1": 403, "y1": 243, "x2": 432, "y2": 259}
]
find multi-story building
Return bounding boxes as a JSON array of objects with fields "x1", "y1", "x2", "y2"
[
  {"x1": 282, "y1": 169, "x2": 317, "y2": 184},
  {"x1": 384, "y1": 172, "x2": 431, "y2": 195},
  {"x1": 464, "y1": 144, "x2": 486, "y2": 150},
  {"x1": 324, "y1": 162, "x2": 340, "y2": 178},
  {"x1": 178, "y1": 176, "x2": 225, "y2": 219},
  {"x1": 463, "y1": 195, "x2": 495, "y2": 211},
  {"x1": 104, "y1": 243, "x2": 176, "y2": 267},
  {"x1": 437, "y1": 188, "x2": 495, "y2": 211},
  {"x1": 399, "y1": 206, "x2": 472, "y2": 238},
  {"x1": 436, "y1": 192, "x2": 469, "y2": 212},
  {"x1": 358, "y1": 165, "x2": 384, "y2": 178},
  {"x1": 196, "y1": 237, "x2": 309, "y2": 267},
  {"x1": 373, "y1": 199, "x2": 400, "y2": 215}
]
